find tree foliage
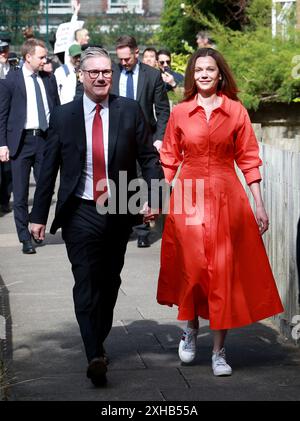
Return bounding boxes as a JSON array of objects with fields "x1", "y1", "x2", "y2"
[
  {"x1": 0, "y1": 0, "x2": 40, "y2": 43},
  {"x1": 85, "y1": 11, "x2": 155, "y2": 50},
  {"x1": 158, "y1": 0, "x2": 263, "y2": 53},
  {"x1": 160, "y1": 0, "x2": 300, "y2": 109}
]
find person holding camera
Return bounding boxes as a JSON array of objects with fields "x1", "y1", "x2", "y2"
[{"x1": 157, "y1": 49, "x2": 184, "y2": 93}]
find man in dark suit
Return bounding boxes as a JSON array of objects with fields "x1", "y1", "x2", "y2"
[
  {"x1": 0, "y1": 38, "x2": 60, "y2": 253},
  {"x1": 0, "y1": 39, "x2": 13, "y2": 216},
  {"x1": 30, "y1": 47, "x2": 164, "y2": 387},
  {"x1": 111, "y1": 35, "x2": 170, "y2": 248}
]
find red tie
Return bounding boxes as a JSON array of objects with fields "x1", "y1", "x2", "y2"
[{"x1": 92, "y1": 103, "x2": 107, "y2": 204}]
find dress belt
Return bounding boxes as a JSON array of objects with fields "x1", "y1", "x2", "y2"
[{"x1": 23, "y1": 129, "x2": 47, "y2": 137}]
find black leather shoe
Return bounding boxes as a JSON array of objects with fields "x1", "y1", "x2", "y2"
[
  {"x1": 22, "y1": 240, "x2": 36, "y2": 254},
  {"x1": 0, "y1": 204, "x2": 12, "y2": 214},
  {"x1": 87, "y1": 357, "x2": 107, "y2": 387},
  {"x1": 137, "y1": 236, "x2": 150, "y2": 248}
]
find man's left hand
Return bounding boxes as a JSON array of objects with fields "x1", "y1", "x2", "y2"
[
  {"x1": 30, "y1": 223, "x2": 46, "y2": 242},
  {"x1": 140, "y1": 201, "x2": 160, "y2": 227}
]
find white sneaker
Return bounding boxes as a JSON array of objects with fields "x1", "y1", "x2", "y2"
[
  {"x1": 212, "y1": 347, "x2": 232, "y2": 376},
  {"x1": 178, "y1": 328, "x2": 198, "y2": 363}
]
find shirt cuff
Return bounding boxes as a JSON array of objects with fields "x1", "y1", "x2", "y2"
[{"x1": 244, "y1": 167, "x2": 262, "y2": 185}]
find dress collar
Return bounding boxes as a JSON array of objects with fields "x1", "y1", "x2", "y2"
[{"x1": 186, "y1": 93, "x2": 231, "y2": 117}]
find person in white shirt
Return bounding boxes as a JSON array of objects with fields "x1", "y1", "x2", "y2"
[{"x1": 55, "y1": 44, "x2": 82, "y2": 104}]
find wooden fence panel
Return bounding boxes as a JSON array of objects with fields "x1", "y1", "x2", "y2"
[{"x1": 239, "y1": 134, "x2": 300, "y2": 340}]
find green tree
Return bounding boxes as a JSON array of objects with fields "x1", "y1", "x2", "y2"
[
  {"x1": 179, "y1": 3, "x2": 300, "y2": 109},
  {"x1": 86, "y1": 11, "x2": 155, "y2": 51},
  {"x1": 157, "y1": 0, "x2": 198, "y2": 53},
  {"x1": 0, "y1": 0, "x2": 40, "y2": 44},
  {"x1": 158, "y1": 0, "x2": 263, "y2": 53}
]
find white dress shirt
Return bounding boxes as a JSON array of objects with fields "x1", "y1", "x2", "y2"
[
  {"x1": 0, "y1": 62, "x2": 10, "y2": 79},
  {"x1": 22, "y1": 65, "x2": 50, "y2": 130},
  {"x1": 54, "y1": 63, "x2": 77, "y2": 105},
  {"x1": 119, "y1": 62, "x2": 139, "y2": 100},
  {"x1": 75, "y1": 94, "x2": 110, "y2": 200}
]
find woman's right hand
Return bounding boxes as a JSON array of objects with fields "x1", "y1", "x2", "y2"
[{"x1": 256, "y1": 204, "x2": 269, "y2": 235}]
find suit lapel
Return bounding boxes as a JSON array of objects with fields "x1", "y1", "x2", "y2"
[
  {"x1": 108, "y1": 95, "x2": 120, "y2": 166},
  {"x1": 17, "y1": 70, "x2": 27, "y2": 99},
  {"x1": 136, "y1": 63, "x2": 145, "y2": 102},
  {"x1": 112, "y1": 64, "x2": 121, "y2": 95},
  {"x1": 41, "y1": 75, "x2": 52, "y2": 109},
  {"x1": 71, "y1": 98, "x2": 87, "y2": 157}
]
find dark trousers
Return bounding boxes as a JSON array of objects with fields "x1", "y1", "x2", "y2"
[
  {"x1": 10, "y1": 133, "x2": 46, "y2": 242},
  {"x1": 0, "y1": 161, "x2": 12, "y2": 206},
  {"x1": 62, "y1": 198, "x2": 131, "y2": 363}
]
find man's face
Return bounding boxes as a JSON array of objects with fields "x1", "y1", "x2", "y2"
[
  {"x1": 196, "y1": 36, "x2": 209, "y2": 48},
  {"x1": 80, "y1": 56, "x2": 113, "y2": 103},
  {"x1": 158, "y1": 54, "x2": 171, "y2": 72},
  {"x1": 116, "y1": 46, "x2": 138, "y2": 71},
  {"x1": 78, "y1": 29, "x2": 90, "y2": 46},
  {"x1": 142, "y1": 51, "x2": 157, "y2": 68},
  {"x1": 25, "y1": 46, "x2": 47, "y2": 72},
  {"x1": 0, "y1": 46, "x2": 9, "y2": 64},
  {"x1": 71, "y1": 54, "x2": 81, "y2": 70}
]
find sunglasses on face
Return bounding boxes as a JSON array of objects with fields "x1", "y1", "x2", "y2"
[{"x1": 159, "y1": 60, "x2": 171, "y2": 66}]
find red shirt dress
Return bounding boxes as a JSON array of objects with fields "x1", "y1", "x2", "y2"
[{"x1": 157, "y1": 94, "x2": 284, "y2": 329}]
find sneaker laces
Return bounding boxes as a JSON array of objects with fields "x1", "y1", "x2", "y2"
[
  {"x1": 213, "y1": 348, "x2": 227, "y2": 367},
  {"x1": 182, "y1": 329, "x2": 197, "y2": 351}
]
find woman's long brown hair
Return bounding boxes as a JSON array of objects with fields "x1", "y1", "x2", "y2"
[{"x1": 183, "y1": 48, "x2": 239, "y2": 102}]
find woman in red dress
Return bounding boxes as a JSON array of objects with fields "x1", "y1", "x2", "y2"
[{"x1": 156, "y1": 48, "x2": 284, "y2": 376}]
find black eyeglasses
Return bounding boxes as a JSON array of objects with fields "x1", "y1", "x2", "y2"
[
  {"x1": 159, "y1": 60, "x2": 171, "y2": 66},
  {"x1": 83, "y1": 69, "x2": 113, "y2": 79}
]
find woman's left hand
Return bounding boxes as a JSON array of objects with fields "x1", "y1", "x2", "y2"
[{"x1": 256, "y1": 205, "x2": 269, "y2": 235}]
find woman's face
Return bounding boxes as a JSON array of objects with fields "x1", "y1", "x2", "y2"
[{"x1": 194, "y1": 56, "x2": 221, "y2": 96}]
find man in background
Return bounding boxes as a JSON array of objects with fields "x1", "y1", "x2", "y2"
[
  {"x1": 0, "y1": 39, "x2": 13, "y2": 215},
  {"x1": 0, "y1": 38, "x2": 60, "y2": 253},
  {"x1": 142, "y1": 47, "x2": 158, "y2": 68},
  {"x1": 55, "y1": 43, "x2": 82, "y2": 104},
  {"x1": 111, "y1": 35, "x2": 170, "y2": 248}
]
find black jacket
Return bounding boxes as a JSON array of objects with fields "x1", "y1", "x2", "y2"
[
  {"x1": 30, "y1": 95, "x2": 164, "y2": 233},
  {"x1": 111, "y1": 62, "x2": 170, "y2": 142},
  {"x1": 0, "y1": 69, "x2": 60, "y2": 158}
]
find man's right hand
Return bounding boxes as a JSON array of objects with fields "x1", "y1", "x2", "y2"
[
  {"x1": 30, "y1": 224, "x2": 46, "y2": 242},
  {"x1": 0, "y1": 146, "x2": 10, "y2": 162}
]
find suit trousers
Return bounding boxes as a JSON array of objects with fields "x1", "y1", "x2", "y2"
[
  {"x1": 61, "y1": 198, "x2": 131, "y2": 363},
  {"x1": 0, "y1": 161, "x2": 12, "y2": 206},
  {"x1": 10, "y1": 133, "x2": 46, "y2": 242}
]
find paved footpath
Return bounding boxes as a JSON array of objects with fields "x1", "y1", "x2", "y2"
[{"x1": 0, "y1": 181, "x2": 300, "y2": 402}]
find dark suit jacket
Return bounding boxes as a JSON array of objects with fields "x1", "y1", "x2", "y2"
[
  {"x1": 30, "y1": 94, "x2": 164, "y2": 234},
  {"x1": 0, "y1": 69, "x2": 60, "y2": 158},
  {"x1": 111, "y1": 62, "x2": 170, "y2": 142}
]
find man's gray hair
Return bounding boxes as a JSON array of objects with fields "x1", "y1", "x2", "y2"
[{"x1": 80, "y1": 47, "x2": 111, "y2": 69}]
